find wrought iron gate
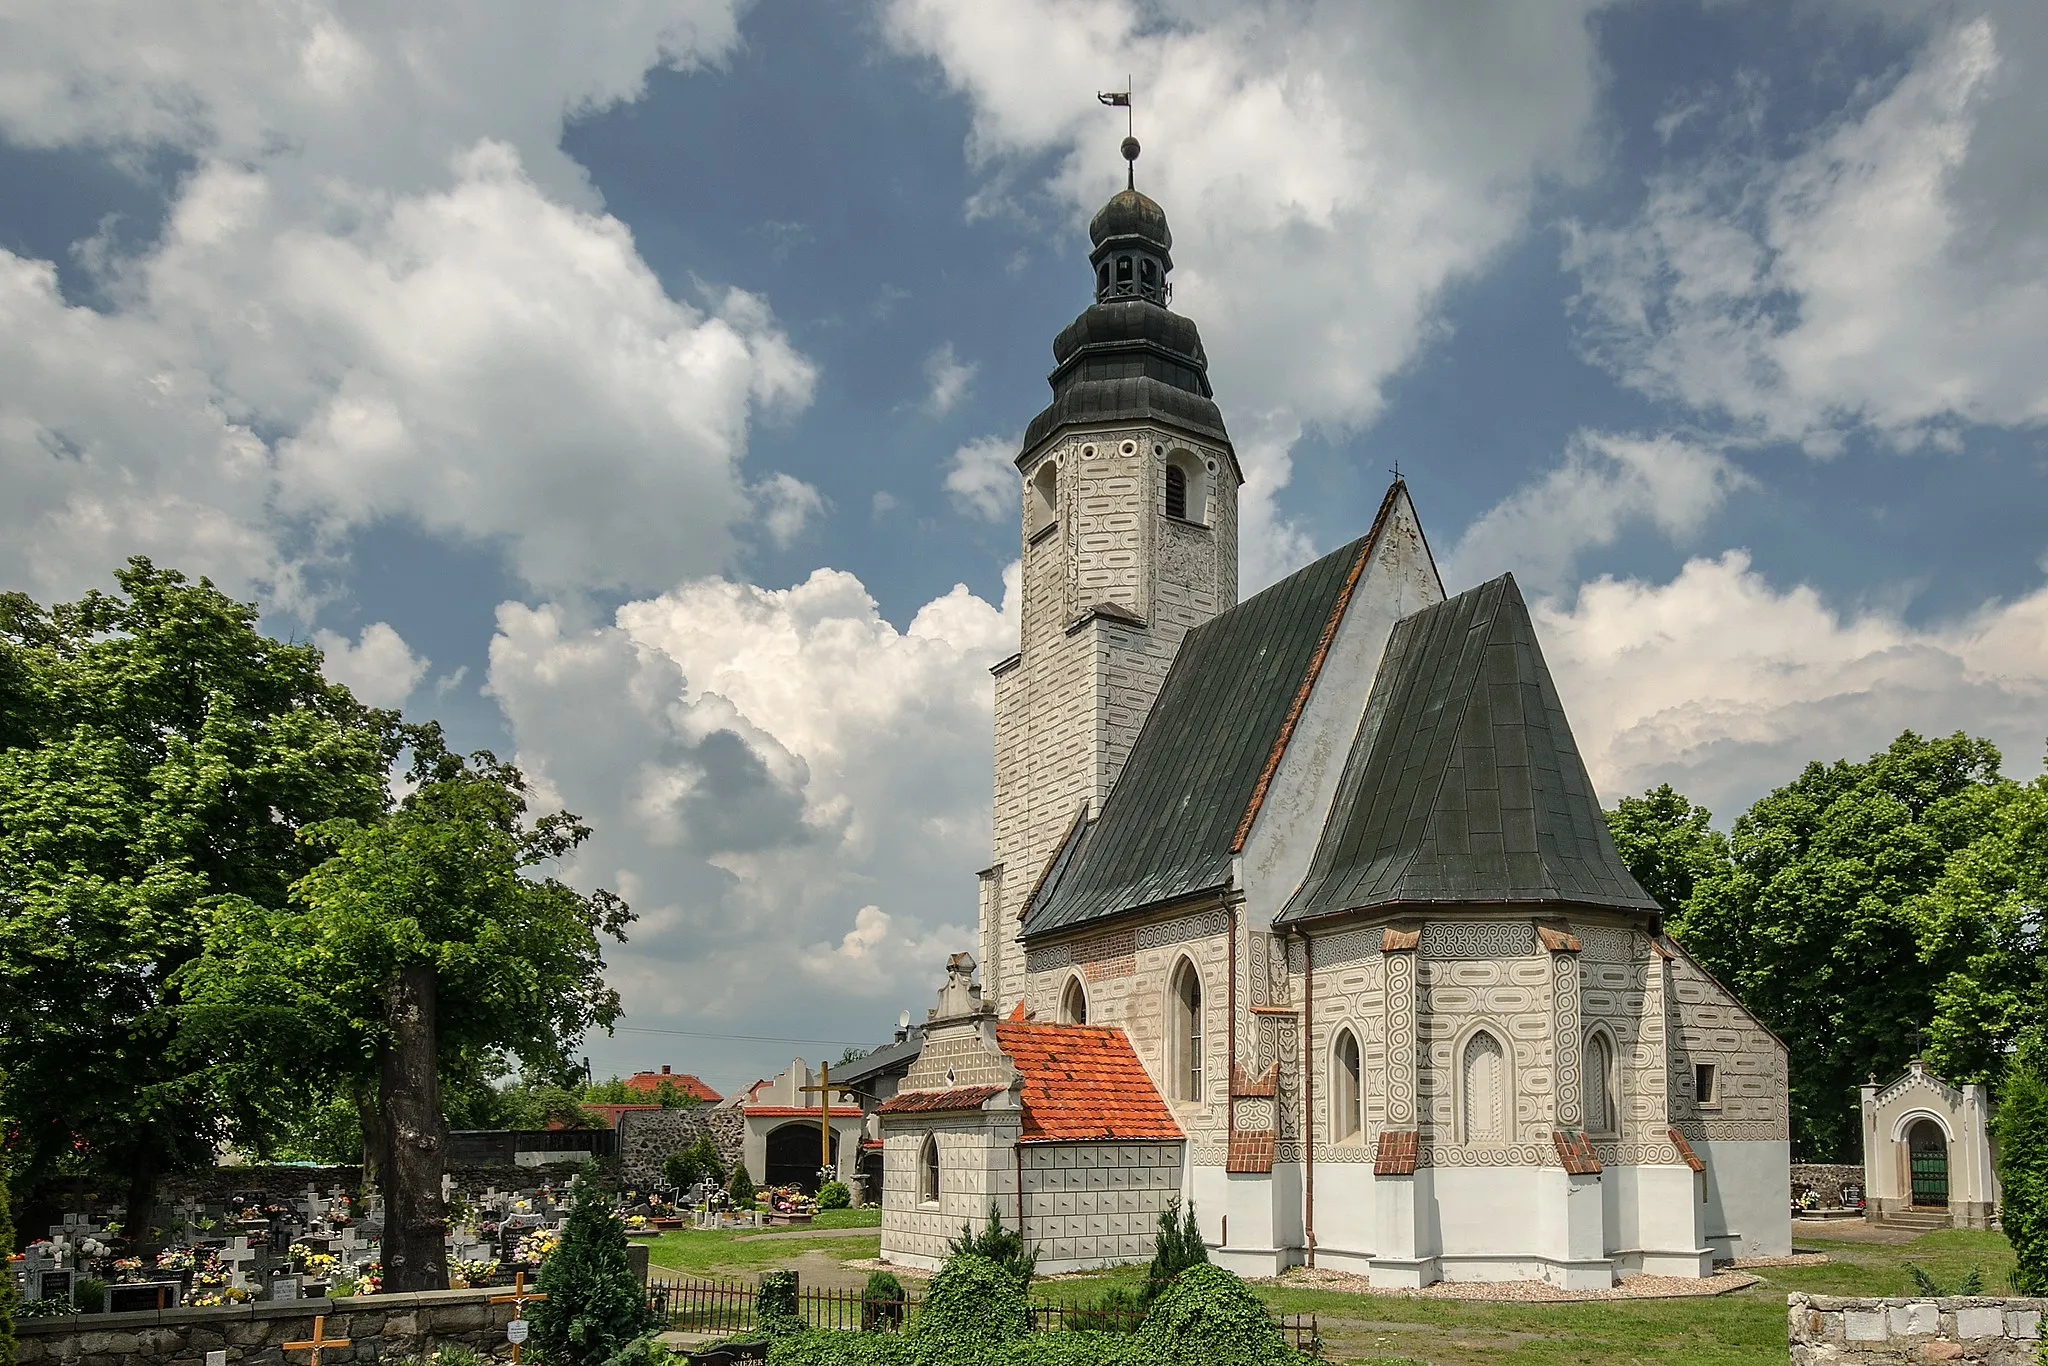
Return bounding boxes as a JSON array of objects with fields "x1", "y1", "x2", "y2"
[{"x1": 1909, "y1": 1139, "x2": 1949, "y2": 1207}]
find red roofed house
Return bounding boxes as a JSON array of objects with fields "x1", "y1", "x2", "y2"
[
  {"x1": 877, "y1": 952, "x2": 1183, "y2": 1271},
  {"x1": 623, "y1": 1066, "x2": 722, "y2": 1105}
]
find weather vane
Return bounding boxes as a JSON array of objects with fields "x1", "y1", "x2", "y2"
[{"x1": 1097, "y1": 78, "x2": 1138, "y2": 188}]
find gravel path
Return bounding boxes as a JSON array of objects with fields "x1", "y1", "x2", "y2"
[{"x1": 1265, "y1": 1265, "x2": 1762, "y2": 1302}]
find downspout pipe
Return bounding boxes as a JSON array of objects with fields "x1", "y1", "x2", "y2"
[{"x1": 1302, "y1": 929, "x2": 1316, "y2": 1268}]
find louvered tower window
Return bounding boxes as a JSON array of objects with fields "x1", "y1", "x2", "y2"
[{"x1": 1165, "y1": 463, "x2": 1188, "y2": 519}]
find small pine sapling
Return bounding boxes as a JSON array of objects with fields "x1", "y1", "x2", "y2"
[
  {"x1": 1143, "y1": 1196, "x2": 1209, "y2": 1305},
  {"x1": 530, "y1": 1167, "x2": 659, "y2": 1366},
  {"x1": 726, "y1": 1163, "x2": 757, "y2": 1208},
  {"x1": 944, "y1": 1203, "x2": 1036, "y2": 1286}
]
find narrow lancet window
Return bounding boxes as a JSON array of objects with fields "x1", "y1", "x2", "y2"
[{"x1": 1165, "y1": 464, "x2": 1188, "y2": 519}]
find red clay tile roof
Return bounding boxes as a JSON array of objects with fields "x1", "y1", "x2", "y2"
[
  {"x1": 1669, "y1": 1129, "x2": 1705, "y2": 1173},
  {"x1": 624, "y1": 1069, "x2": 723, "y2": 1103},
  {"x1": 875, "y1": 1085, "x2": 1004, "y2": 1115},
  {"x1": 994, "y1": 1020, "x2": 1182, "y2": 1144},
  {"x1": 1553, "y1": 1129, "x2": 1602, "y2": 1175},
  {"x1": 1375, "y1": 1129, "x2": 1419, "y2": 1176},
  {"x1": 1226, "y1": 1129, "x2": 1276, "y2": 1173}
]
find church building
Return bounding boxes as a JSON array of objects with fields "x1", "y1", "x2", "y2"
[{"x1": 876, "y1": 143, "x2": 1791, "y2": 1288}]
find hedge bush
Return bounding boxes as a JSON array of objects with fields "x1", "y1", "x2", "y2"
[
  {"x1": 816, "y1": 1181, "x2": 851, "y2": 1210},
  {"x1": 908, "y1": 1252, "x2": 1030, "y2": 1364},
  {"x1": 1133, "y1": 1263, "x2": 1302, "y2": 1366},
  {"x1": 1997, "y1": 1037, "x2": 2048, "y2": 1294}
]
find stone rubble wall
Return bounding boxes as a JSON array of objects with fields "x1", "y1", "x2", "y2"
[
  {"x1": 617, "y1": 1107, "x2": 745, "y2": 1184},
  {"x1": 14, "y1": 1289, "x2": 518, "y2": 1366},
  {"x1": 1792, "y1": 1164, "x2": 1867, "y2": 1206},
  {"x1": 1790, "y1": 1293, "x2": 2045, "y2": 1365}
]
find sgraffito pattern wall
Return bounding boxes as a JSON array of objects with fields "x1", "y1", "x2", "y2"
[
  {"x1": 1417, "y1": 951, "x2": 1553, "y2": 1148},
  {"x1": 1577, "y1": 924, "x2": 1668, "y2": 1145},
  {"x1": 1668, "y1": 950, "x2": 1789, "y2": 1142},
  {"x1": 1305, "y1": 928, "x2": 1385, "y2": 1161}
]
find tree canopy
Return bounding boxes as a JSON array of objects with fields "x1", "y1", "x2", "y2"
[
  {"x1": 1610, "y1": 731, "x2": 2021, "y2": 1160},
  {"x1": 0, "y1": 561, "x2": 403, "y2": 1228}
]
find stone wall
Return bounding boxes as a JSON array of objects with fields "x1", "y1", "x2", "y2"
[
  {"x1": 1792, "y1": 1164, "x2": 1866, "y2": 1205},
  {"x1": 15, "y1": 1289, "x2": 517, "y2": 1366},
  {"x1": 617, "y1": 1107, "x2": 744, "y2": 1184},
  {"x1": 1790, "y1": 1293, "x2": 2045, "y2": 1364}
]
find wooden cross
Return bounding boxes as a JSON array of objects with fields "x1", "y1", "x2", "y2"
[
  {"x1": 282, "y1": 1316, "x2": 350, "y2": 1366},
  {"x1": 490, "y1": 1270, "x2": 548, "y2": 1365},
  {"x1": 796, "y1": 1061, "x2": 843, "y2": 1177}
]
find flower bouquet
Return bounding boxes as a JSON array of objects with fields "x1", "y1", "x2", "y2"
[
  {"x1": 512, "y1": 1228, "x2": 559, "y2": 1266},
  {"x1": 110, "y1": 1257, "x2": 147, "y2": 1283}
]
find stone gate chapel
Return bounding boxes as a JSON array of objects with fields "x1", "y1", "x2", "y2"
[{"x1": 875, "y1": 146, "x2": 1792, "y2": 1287}]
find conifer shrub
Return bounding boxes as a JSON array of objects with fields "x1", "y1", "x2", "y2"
[
  {"x1": 861, "y1": 1271, "x2": 907, "y2": 1333},
  {"x1": 726, "y1": 1164, "x2": 757, "y2": 1208},
  {"x1": 943, "y1": 1204, "x2": 1035, "y2": 1285},
  {"x1": 531, "y1": 1168, "x2": 659, "y2": 1366},
  {"x1": 1996, "y1": 1037, "x2": 2048, "y2": 1294},
  {"x1": 1142, "y1": 1197, "x2": 1209, "y2": 1305},
  {"x1": 1133, "y1": 1263, "x2": 1302, "y2": 1366},
  {"x1": 756, "y1": 1270, "x2": 804, "y2": 1338}
]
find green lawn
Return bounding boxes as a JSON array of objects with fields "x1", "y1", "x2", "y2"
[
  {"x1": 1034, "y1": 1229, "x2": 2019, "y2": 1366},
  {"x1": 644, "y1": 1209, "x2": 882, "y2": 1277}
]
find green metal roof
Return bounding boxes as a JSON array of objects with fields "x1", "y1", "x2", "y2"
[
  {"x1": 1274, "y1": 573, "x2": 1658, "y2": 924},
  {"x1": 1021, "y1": 530, "x2": 1374, "y2": 939}
]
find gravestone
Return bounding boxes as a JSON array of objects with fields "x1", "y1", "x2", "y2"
[{"x1": 108, "y1": 1281, "x2": 180, "y2": 1313}]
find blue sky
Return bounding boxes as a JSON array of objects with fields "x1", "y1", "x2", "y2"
[{"x1": 3, "y1": 0, "x2": 2046, "y2": 1091}]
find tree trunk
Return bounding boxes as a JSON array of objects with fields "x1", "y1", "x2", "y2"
[
  {"x1": 355, "y1": 1079, "x2": 386, "y2": 1192},
  {"x1": 122, "y1": 1136, "x2": 161, "y2": 1254},
  {"x1": 378, "y1": 963, "x2": 448, "y2": 1292}
]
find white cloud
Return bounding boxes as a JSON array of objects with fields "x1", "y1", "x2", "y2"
[
  {"x1": 922, "y1": 343, "x2": 977, "y2": 416},
  {"x1": 1568, "y1": 11, "x2": 2048, "y2": 449},
  {"x1": 944, "y1": 434, "x2": 1017, "y2": 521},
  {"x1": 1538, "y1": 551, "x2": 2048, "y2": 821},
  {"x1": 752, "y1": 473, "x2": 827, "y2": 549},
  {"x1": 486, "y1": 566, "x2": 1020, "y2": 1080},
  {"x1": 1445, "y1": 431, "x2": 1753, "y2": 593},
  {"x1": 0, "y1": 2, "x2": 815, "y2": 604},
  {"x1": 884, "y1": 0, "x2": 1617, "y2": 575},
  {"x1": 313, "y1": 622, "x2": 429, "y2": 708}
]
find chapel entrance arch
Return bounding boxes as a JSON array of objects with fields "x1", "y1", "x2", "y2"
[
  {"x1": 1906, "y1": 1118, "x2": 1949, "y2": 1208},
  {"x1": 765, "y1": 1122, "x2": 839, "y2": 1193}
]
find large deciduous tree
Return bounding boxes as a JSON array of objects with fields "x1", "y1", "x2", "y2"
[
  {"x1": 1913, "y1": 770, "x2": 2047, "y2": 1088},
  {"x1": 1605, "y1": 783, "x2": 1732, "y2": 917},
  {"x1": 1673, "y1": 731, "x2": 2013, "y2": 1160},
  {"x1": 180, "y1": 752, "x2": 630, "y2": 1290},
  {"x1": 0, "y1": 562, "x2": 402, "y2": 1239}
]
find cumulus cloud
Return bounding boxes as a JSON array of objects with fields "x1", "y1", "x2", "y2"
[
  {"x1": 884, "y1": 0, "x2": 1615, "y2": 579},
  {"x1": 1538, "y1": 552, "x2": 2048, "y2": 821},
  {"x1": 752, "y1": 473, "x2": 828, "y2": 549},
  {"x1": 0, "y1": 1, "x2": 814, "y2": 604},
  {"x1": 1567, "y1": 10, "x2": 2048, "y2": 449},
  {"x1": 1444, "y1": 431, "x2": 1753, "y2": 593},
  {"x1": 922, "y1": 343, "x2": 977, "y2": 416},
  {"x1": 943, "y1": 434, "x2": 1017, "y2": 521},
  {"x1": 313, "y1": 622, "x2": 430, "y2": 708},
  {"x1": 486, "y1": 566, "x2": 1019, "y2": 1077}
]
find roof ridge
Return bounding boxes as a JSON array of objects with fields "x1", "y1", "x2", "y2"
[{"x1": 1230, "y1": 480, "x2": 1406, "y2": 853}]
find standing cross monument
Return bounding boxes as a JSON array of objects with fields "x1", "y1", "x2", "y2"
[
  {"x1": 490, "y1": 1269, "x2": 549, "y2": 1365},
  {"x1": 282, "y1": 1316, "x2": 350, "y2": 1366},
  {"x1": 795, "y1": 1061, "x2": 844, "y2": 1184}
]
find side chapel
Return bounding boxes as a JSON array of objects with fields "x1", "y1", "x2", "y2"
[{"x1": 876, "y1": 142, "x2": 1792, "y2": 1287}]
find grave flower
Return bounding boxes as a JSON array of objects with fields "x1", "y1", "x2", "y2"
[
  {"x1": 155, "y1": 1249, "x2": 196, "y2": 1272},
  {"x1": 513, "y1": 1228, "x2": 559, "y2": 1265},
  {"x1": 110, "y1": 1256, "x2": 146, "y2": 1282}
]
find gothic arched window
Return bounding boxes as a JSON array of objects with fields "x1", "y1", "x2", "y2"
[
  {"x1": 1170, "y1": 959, "x2": 1204, "y2": 1102},
  {"x1": 1061, "y1": 975, "x2": 1088, "y2": 1025},
  {"x1": 1332, "y1": 1028, "x2": 1363, "y2": 1142},
  {"x1": 1461, "y1": 1030, "x2": 1505, "y2": 1144},
  {"x1": 1585, "y1": 1031, "x2": 1616, "y2": 1134},
  {"x1": 1164, "y1": 464, "x2": 1188, "y2": 520},
  {"x1": 919, "y1": 1135, "x2": 940, "y2": 1203}
]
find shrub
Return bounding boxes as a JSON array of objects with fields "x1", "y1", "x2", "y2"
[
  {"x1": 768, "y1": 1333, "x2": 908, "y2": 1366},
  {"x1": 1143, "y1": 1197, "x2": 1208, "y2": 1305},
  {"x1": 72, "y1": 1279, "x2": 107, "y2": 1315},
  {"x1": 727, "y1": 1164, "x2": 758, "y2": 1208},
  {"x1": 661, "y1": 1148, "x2": 697, "y2": 1192},
  {"x1": 1063, "y1": 1283, "x2": 1143, "y2": 1334},
  {"x1": 1134, "y1": 1263, "x2": 1300, "y2": 1366},
  {"x1": 757, "y1": 1270, "x2": 803, "y2": 1338},
  {"x1": 861, "y1": 1271, "x2": 907, "y2": 1333},
  {"x1": 816, "y1": 1181, "x2": 851, "y2": 1210},
  {"x1": 599, "y1": 1333, "x2": 677, "y2": 1366},
  {"x1": 944, "y1": 1204, "x2": 1036, "y2": 1286},
  {"x1": 531, "y1": 1166, "x2": 660, "y2": 1366},
  {"x1": 910, "y1": 1252, "x2": 1030, "y2": 1362},
  {"x1": 1997, "y1": 1037, "x2": 2048, "y2": 1295}
]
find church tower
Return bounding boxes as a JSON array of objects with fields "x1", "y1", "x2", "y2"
[{"x1": 981, "y1": 140, "x2": 1242, "y2": 1008}]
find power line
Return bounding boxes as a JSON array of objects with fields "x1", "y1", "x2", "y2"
[{"x1": 608, "y1": 1024, "x2": 872, "y2": 1048}]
